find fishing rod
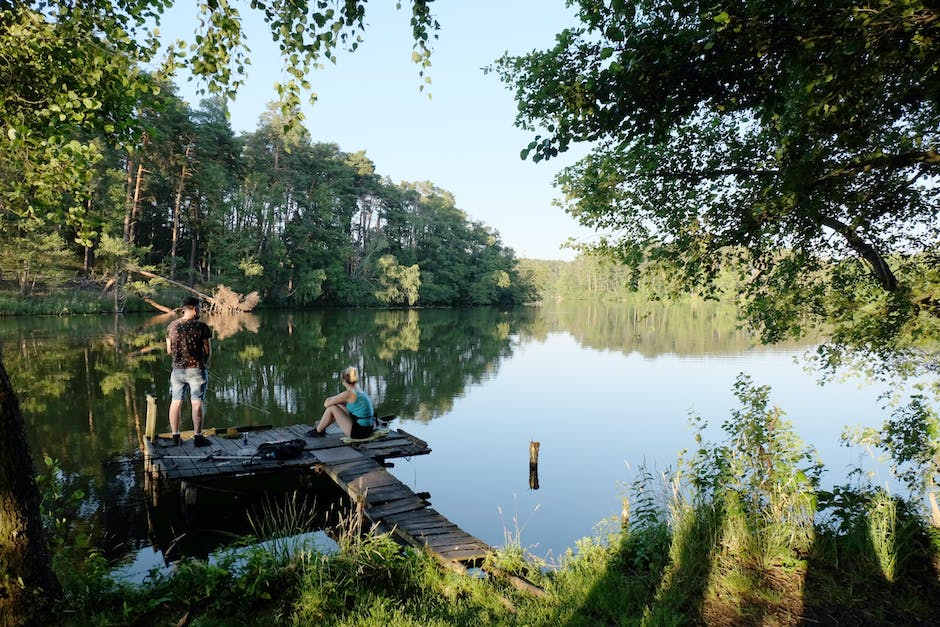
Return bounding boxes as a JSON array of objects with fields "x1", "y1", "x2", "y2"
[{"x1": 153, "y1": 364, "x2": 273, "y2": 415}]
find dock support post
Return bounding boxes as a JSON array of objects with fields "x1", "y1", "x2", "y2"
[
  {"x1": 529, "y1": 441, "x2": 540, "y2": 490},
  {"x1": 145, "y1": 394, "x2": 157, "y2": 442}
]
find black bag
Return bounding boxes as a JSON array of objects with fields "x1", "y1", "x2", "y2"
[{"x1": 257, "y1": 438, "x2": 306, "y2": 460}]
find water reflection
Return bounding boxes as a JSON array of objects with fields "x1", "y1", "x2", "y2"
[{"x1": 1, "y1": 302, "x2": 875, "y2": 567}]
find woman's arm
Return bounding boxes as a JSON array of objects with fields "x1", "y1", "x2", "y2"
[{"x1": 324, "y1": 389, "x2": 353, "y2": 408}]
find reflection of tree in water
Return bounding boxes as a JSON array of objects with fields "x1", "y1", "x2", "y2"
[
  {"x1": 206, "y1": 312, "x2": 261, "y2": 341},
  {"x1": 373, "y1": 310, "x2": 420, "y2": 360},
  {"x1": 537, "y1": 300, "x2": 808, "y2": 357},
  {"x1": 367, "y1": 308, "x2": 536, "y2": 422},
  {"x1": 206, "y1": 308, "x2": 537, "y2": 426},
  {"x1": 1, "y1": 312, "x2": 265, "y2": 567}
]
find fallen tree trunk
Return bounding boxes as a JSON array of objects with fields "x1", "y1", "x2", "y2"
[
  {"x1": 128, "y1": 268, "x2": 259, "y2": 314},
  {"x1": 141, "y1": 297, "x2": 174, "y2": 314},
  {"x1": 130, "y1": 268, "x2": 220, "y2": 309}
]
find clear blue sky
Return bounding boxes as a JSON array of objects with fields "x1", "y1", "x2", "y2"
[{"x1": 159, "y1": 1, "x2": 596, "y2": 261}]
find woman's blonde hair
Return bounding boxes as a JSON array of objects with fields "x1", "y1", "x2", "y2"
[{"x1": 341, "y1": 366, "x2": 359, "y2": 384}]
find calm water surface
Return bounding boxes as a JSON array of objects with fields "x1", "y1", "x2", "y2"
[{"x1": 3, "y1": 302, "x2": 894, "y2": 575}]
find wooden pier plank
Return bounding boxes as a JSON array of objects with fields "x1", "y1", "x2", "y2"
[
  {"x1": 388, "y1": 515, "x2": 456, "y2": 531},
  {"x1": 358, "y1": 484, "x2": 417, "y2": 504},
  {"x1": 313, "y1": 445, "x2": 369, "y2": 465},
  {"x1": 330, "y1": 457, "x2": 382, "y2": 475},
  {"x1": 420, "y1": 531, "x2": 487, "y2": 548},
  {"x1": 404, "y1": 524, "x2": 464, "y2": 538},
  {"x1": 365, "y1": 497, "x2": 428, "y2": 519}
]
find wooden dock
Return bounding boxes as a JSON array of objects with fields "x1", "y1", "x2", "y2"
[{"x1": 141, "y1": 399, "x2": 492, "y2": 568}]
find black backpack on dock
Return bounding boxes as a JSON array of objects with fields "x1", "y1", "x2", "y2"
[{"x1": 257, "y1": 438, "x2": 306, "y2": 460}]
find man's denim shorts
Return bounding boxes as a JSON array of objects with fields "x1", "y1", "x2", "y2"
[{"x1": 170, "y1": 368, "x2": 208, "y2": 401}]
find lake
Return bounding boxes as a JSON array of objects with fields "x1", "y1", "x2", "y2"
[{"x1": 4, "y1": 302, "x2": 896, "y2": 578}]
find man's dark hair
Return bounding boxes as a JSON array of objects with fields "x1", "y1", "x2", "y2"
[{"x1": 182, "y1": 296, "x2": 202, "y2": 309}]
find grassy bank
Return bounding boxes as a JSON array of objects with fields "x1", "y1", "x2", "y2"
[
  {"x1": 42, "y1": 486, "x2": 940, "y2": 626},
  {"x1": 40, "y1": 376, "x2": 940, "y2": 626},
  {"x1": 0, "y1": 284, "x2": 178, "y2": 316}
]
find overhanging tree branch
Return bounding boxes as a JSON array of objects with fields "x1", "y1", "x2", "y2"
[{"x1": 817, "y1": 213, "x2": 898, "y2": 291}]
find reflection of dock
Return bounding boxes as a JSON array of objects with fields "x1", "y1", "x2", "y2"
[{"x1": 141, "y1": 396, "x2": 492, "y2": 569}]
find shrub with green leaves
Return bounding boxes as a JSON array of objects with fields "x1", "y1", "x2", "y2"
[{"x1": 686, "y1": 374, "x2": 822, "y2": 564}]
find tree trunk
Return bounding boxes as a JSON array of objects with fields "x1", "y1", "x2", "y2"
[
  {"x1": 170, "y1": 143, "x2": 192, "y2": 281},
  {"x1": 127, "y1": 268, "x2": 220, "y2": 310},
  {"x1": 0, "y1": 356, "x2": 61, "y2": 626},
  {"x1": 188, "y1": 199, "x2": 201, "y2": 286},
  {"x1": 123, "y1": 160, "x2": 145, "y2": 245},
  {"x1": 83, "y1": 244, "x2": 92, "y2": 277}
]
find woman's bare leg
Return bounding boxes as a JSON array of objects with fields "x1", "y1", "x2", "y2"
[{"x1": 316, "y1": 405, "x2": 354, "y2": 435}]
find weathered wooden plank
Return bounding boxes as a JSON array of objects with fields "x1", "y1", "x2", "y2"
[
  {"x1": 340, "y1": 476, "x2": 404, "y2": 496},
  {"x1": 173, "y1": 465, "x2": 203, "y2": 480},
  {"x1": 392, "y1": 429, "x2": 429, "y2": 450},
  {"x1": 388, "y1": 516, "x2": 458, "y2": 533},
  {"x1": 383, "y1": 508, "x2": 446, "y2": 524},
  {"x1": 356, "y1": 443, "x2": 413, "y2": 457},
  {"x1": 283, "y1": 424, "x2": 317, "y2": 441},
  {"x1": 431, "y1": 547, "x2": 491, "y2": 563},
  {"x1": 314, "y1": 446, "x2": 368, "y2": 465},
  {"x1": 332, "y1": 459, "x2": 383, "y2": 478},
  {"x1": 156, "y1": 451, "x2": 200, "y2": 478},
  {"x1": 222, "y1": 432, "x2": 260, "y2": 454},
  {"x1": 361, "y1": 436, "x2": 427, "y2": 450},
  {"x1": 384, "y1": 511, "x2": 452, "y2": 530},
  {"x1": 340, "y1": 473, "x2": 395, "y2": 493},
  {"x1": 388, "y1": 527, "x2": 429, "y2": 549},
  {"x1": 356, "y1": 433, "x2": 408, "y2": 447},
  {"x1": 365, "y1": 497, "x2": 428, "y2": 518},
  {"x1": 256, "y1": 426, "x2": 298, "y2": 444},
  {"x1": 404, "y1": 525, "x2": 465, "y2": 539},
  {"x1": 398, "y1": 518, "x2": 460, "y2": 534},
  {"x1": 359, "y1": 484, "x2": 415, "y2": 504},
  {"x1": 408, "y1": 525, "x2": 479, "y2": 541},
  {"x1": 303, "y1": 430, "x2": 346, "y2": 446},
  {"x1": 435, "y1": 546, "x2": 491, "y2": 560},
  {"x1": 353, "y1": 488, "x2": 415, "y2": 508},
  {"x1": 348, "y1": 470, "x2": 402, "y2": 492},
  {"x1": 418, "y1": 532, "x2": 486, "y2": 549}
]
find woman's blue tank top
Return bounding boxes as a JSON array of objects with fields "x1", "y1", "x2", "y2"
[{"x1": 346, "y1": 388, "x2": 374, "y2": 425}]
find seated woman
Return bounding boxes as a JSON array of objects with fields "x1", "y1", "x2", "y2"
[{"x1": 307, "y1": 366, "x2": 374, "y2": 439}]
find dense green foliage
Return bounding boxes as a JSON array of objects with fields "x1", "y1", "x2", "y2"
[
  {"x1": 494, "y1": 0, "x2": 940, "y2": 367},
  {"x1": 1, "y1": 2, "x2": 530, "y2": 310},
  {"x1": 1, "y1": 84, "x2": 533, "y2": 308}
]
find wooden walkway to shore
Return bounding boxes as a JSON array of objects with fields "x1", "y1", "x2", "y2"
[
  {"x1": 141, "y1": 402, "x2": 492, "y2": 567},
  {"x1": 308, "y1": 434, "x2": 492, "y2": 566}
]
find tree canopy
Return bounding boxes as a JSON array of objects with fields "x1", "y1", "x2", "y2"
[
  {"x1": 1, "y1": 2, "x2": 531, "y2": 310},
  {"x1": 494, "y1": 0, "x2": 940, "y2": 368},
  {"x1": 1, "y1": 0, "x2": 437, "y2": 240}
]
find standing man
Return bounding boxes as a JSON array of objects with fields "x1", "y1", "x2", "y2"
[{"x1": 166, "y1": 296, "x2": 213, "y2": 446}]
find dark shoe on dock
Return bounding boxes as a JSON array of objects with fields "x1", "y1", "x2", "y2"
[
  {"x1": 172, "y1": 433, "x2": 181, "y2": 446},
  {"x1": 193, "y1": 434, "x2": 211, "y2": 447},
  {"x1": 307, "y1": 428, "x2": 325, "y2": 438}
]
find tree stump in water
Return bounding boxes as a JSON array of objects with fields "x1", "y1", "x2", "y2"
[{"x1": 529, "y1": 441, "x2": 540, "y2": 490}]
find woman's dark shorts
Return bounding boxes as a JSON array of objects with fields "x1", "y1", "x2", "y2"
[{"x1": 350, "y1": 421, "x2": 374, "y2": 439}]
